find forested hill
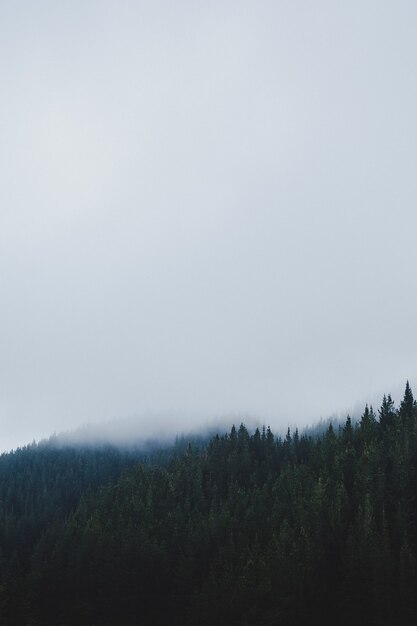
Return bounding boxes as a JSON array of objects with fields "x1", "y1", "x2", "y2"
[{"x1": 2, "y1": 384, "x2": 417, "y2": 625}]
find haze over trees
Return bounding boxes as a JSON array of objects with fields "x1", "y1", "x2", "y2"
[{"x1": 1, "y1": 383, "x2": 417, "y2": 625}]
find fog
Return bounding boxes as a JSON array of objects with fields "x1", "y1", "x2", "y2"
[{"x1": 1, "y1": 1, "x2": 417, "y2": 452}]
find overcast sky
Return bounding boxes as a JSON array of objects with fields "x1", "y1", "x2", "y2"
[{"x1": 1, "y1": 1, "x2": 417, "y2": 451}]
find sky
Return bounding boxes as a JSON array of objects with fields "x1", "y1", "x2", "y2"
[{"x1": 1, "y1": 1, "x2": 417, "y2": 451}]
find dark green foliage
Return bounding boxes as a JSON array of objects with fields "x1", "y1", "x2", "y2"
[{"x1": 1, "y1": 383, "x2": 417, "y2": 625}]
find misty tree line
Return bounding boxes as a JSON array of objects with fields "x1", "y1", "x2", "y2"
[{"x1": 1, "y1": 383, "x2": 417, "y2": 624}]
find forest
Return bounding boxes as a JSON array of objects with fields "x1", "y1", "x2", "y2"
[{"x1": 1, "y1": 383, "x2": 417, "y2": 625}]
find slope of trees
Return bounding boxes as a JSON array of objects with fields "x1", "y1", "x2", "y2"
[{"x1": 1, "y1": 384, "x2": 417, "y2": 625}]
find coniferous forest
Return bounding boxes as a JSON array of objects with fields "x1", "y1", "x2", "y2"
[{"x1": 1, "y1": 383, "x2": 417, "y2": 625}]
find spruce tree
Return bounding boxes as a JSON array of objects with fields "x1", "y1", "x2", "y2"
[
  {"x1": 379, "y1": 394, "x2": 396, "y2": 430},
  {"x1": 398, "y1": 381, "x2": 417, "y2": 428}
]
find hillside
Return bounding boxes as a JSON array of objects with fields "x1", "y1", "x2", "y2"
[{"x1": 1, "y1": 384, "x2": 417, "y2": 625}]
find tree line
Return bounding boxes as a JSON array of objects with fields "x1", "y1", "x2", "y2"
[{"x1": 1, "y1": 383, "x2": 417, "y2": 624}]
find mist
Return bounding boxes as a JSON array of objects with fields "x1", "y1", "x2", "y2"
[{"x1": 1, "y1": 1, "x2": 417, "y2": 452}]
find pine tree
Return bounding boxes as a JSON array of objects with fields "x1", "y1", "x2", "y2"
[
  {"x1": 398, "y1": 381, "x2": 417, "y2": 428},
  {"x1": 379, "y1": 394, "x2": 396, "y2": 431},
  {"x1": 359, "y1": 404, "x2": 378, "y2": 444}
]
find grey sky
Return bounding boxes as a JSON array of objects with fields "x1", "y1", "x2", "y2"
[{"x1": 1, "y1": 1, "x2": 417, "y2": 451}]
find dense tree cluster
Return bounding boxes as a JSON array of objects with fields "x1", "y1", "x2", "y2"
[{"x1": 1, "y1": 383, "x2": 417, "y2": 625}]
